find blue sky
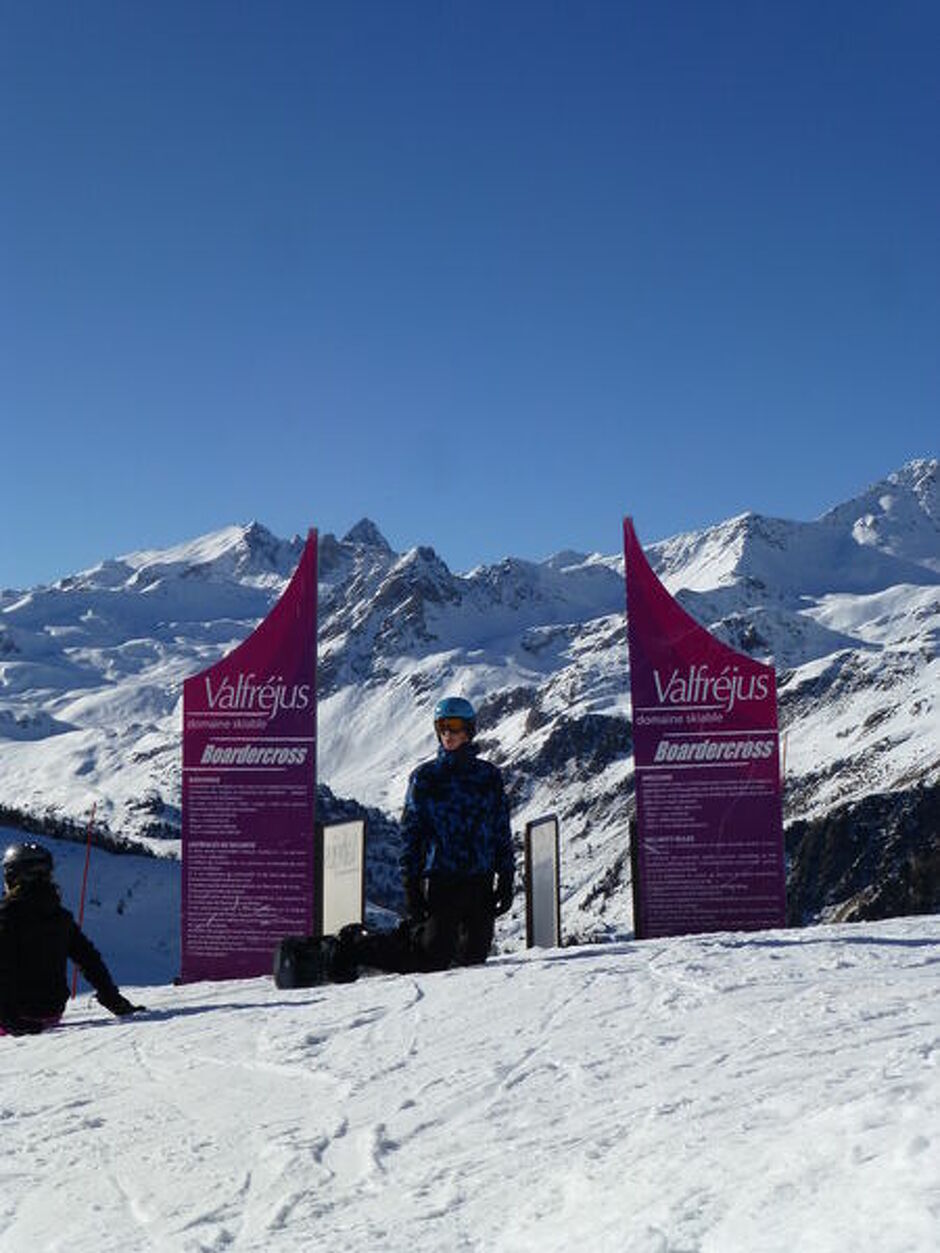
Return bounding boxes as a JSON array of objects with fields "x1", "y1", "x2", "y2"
[{"x1": 2, "y1": 1, "x2": 937, "y2": 588}]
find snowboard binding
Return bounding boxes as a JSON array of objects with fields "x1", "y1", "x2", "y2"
[{"x1": 272, "y1": 924, "x2": 365, "y2": 988}]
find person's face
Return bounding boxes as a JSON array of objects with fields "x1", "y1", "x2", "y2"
[{"x1": 436, "y1": 718, "x2": 469, "y2": 749}]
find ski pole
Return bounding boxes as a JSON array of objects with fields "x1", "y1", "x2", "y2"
[{"x1": 71, "y1": 803, "x2": 96, "y2": 998}]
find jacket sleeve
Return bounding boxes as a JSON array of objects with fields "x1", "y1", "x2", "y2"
[
  {"x1": 399, "y1": 767, "x2": 429, "y2": 883},
  {"x1": 493, "y1": 770, "x2": 515, "y2": 883},
  {"x1": 67, "y1": 921, "x2": 120, "y2": 1001},
  {"x1": 0, "y1": 906, "x2": 14, "y2": 1021}
]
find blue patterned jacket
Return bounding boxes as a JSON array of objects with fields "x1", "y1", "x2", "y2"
[{"x1": 399, "y1": 743, "x2": 514, "y2": 884}]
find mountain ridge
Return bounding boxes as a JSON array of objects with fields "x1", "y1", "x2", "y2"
[{"x1": 1, "y1": 458, "x2": 937, "y2": 935}]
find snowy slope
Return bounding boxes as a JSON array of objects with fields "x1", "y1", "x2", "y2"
[
  {"x1": 0, "y1": 459, "x2": 937, "y2": 934},
  {"x1": 1, "y1": 886, "x2": 936, "y2": 1253}
]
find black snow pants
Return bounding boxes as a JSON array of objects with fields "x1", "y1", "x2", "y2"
[{"x1": 353, "y1": 875, "x2": 496, "y2": 975}]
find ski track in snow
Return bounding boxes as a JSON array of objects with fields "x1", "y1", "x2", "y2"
[{"x1": 1, "y1": 917, "x2": 938, "y2": 1253}]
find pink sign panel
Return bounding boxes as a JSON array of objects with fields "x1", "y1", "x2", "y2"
[
  {"x1": 624, "y1": 519, "x2": 786, "y2": 939},
  {"x1": 180, "y1": 531, "x2": 318, "y2": 981}
]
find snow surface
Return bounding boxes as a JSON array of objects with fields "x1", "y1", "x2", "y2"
[{"x1": 1, "y1": 831, "x2": 938, "y2": 1252}]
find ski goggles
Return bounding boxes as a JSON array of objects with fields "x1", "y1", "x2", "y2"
[{"x1": 435, "y1": 717, "x2": 469, "y2": 734}]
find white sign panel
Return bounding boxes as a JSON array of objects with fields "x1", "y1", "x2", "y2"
[
  {"x1": 319, "y1": 819, "x2": 365, "y2": 936},
  {"x1": 525, "y1": 815, "x2": 561, "y2": 949}
]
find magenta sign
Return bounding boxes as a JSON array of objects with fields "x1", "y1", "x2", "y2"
[
  {"x1": 179, "y1": 531, "x2": 318, "y2": 981},
  {"x1": 624, "y1": 519, "x2": 786, "y2": 939}
]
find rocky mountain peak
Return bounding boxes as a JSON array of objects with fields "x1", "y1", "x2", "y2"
[
  {"x1": 342, "y1": 519, "x2": 393, "y2": 552},
  {"x1": 820, "y1": 457, "x2": 939, "y2": 572},
  {"x1": 235, "y1": 522, "x2": 305, "y2": 578}
]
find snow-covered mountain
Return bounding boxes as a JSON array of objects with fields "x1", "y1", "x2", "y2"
[{"x1": 1, "y1": 459, "x2": 937, "y2": 938}]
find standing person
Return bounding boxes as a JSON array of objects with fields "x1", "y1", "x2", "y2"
[
  {"x1": 0, "y1": 843, "x2": 144, "y2": 1036},
  {"x1": 395, "y1": 695, "x2": 515, "y2": 971},
  {"x1": 276, "y1": 696, "x2": 515, "y2": 987}
]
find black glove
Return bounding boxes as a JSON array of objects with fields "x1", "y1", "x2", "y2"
[
  {"x1": 403, "y1": 877, "x2": 428, "y2": 923},
  {"x1": 97, "y1": 990, "x2": 146, "y2": 1017},
  {"x1": 494, "y1": 871, "x2": 514, "y2": 916},
  {"x1": 1, "y1": 1016, "x2": 44, "y2": 1036}
]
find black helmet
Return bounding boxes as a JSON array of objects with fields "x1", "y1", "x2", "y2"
[{"x1": 3, "y1": 842, "x2": 54, "y2": 890}]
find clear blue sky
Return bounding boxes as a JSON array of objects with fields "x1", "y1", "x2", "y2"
[{"x1": 2, "y1": 1, "x2": 937, "y2": 588}]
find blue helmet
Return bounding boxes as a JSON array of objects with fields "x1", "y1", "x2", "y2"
[{"x1": 433, "y1": 695, "x2": 476, "y2": 740}]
